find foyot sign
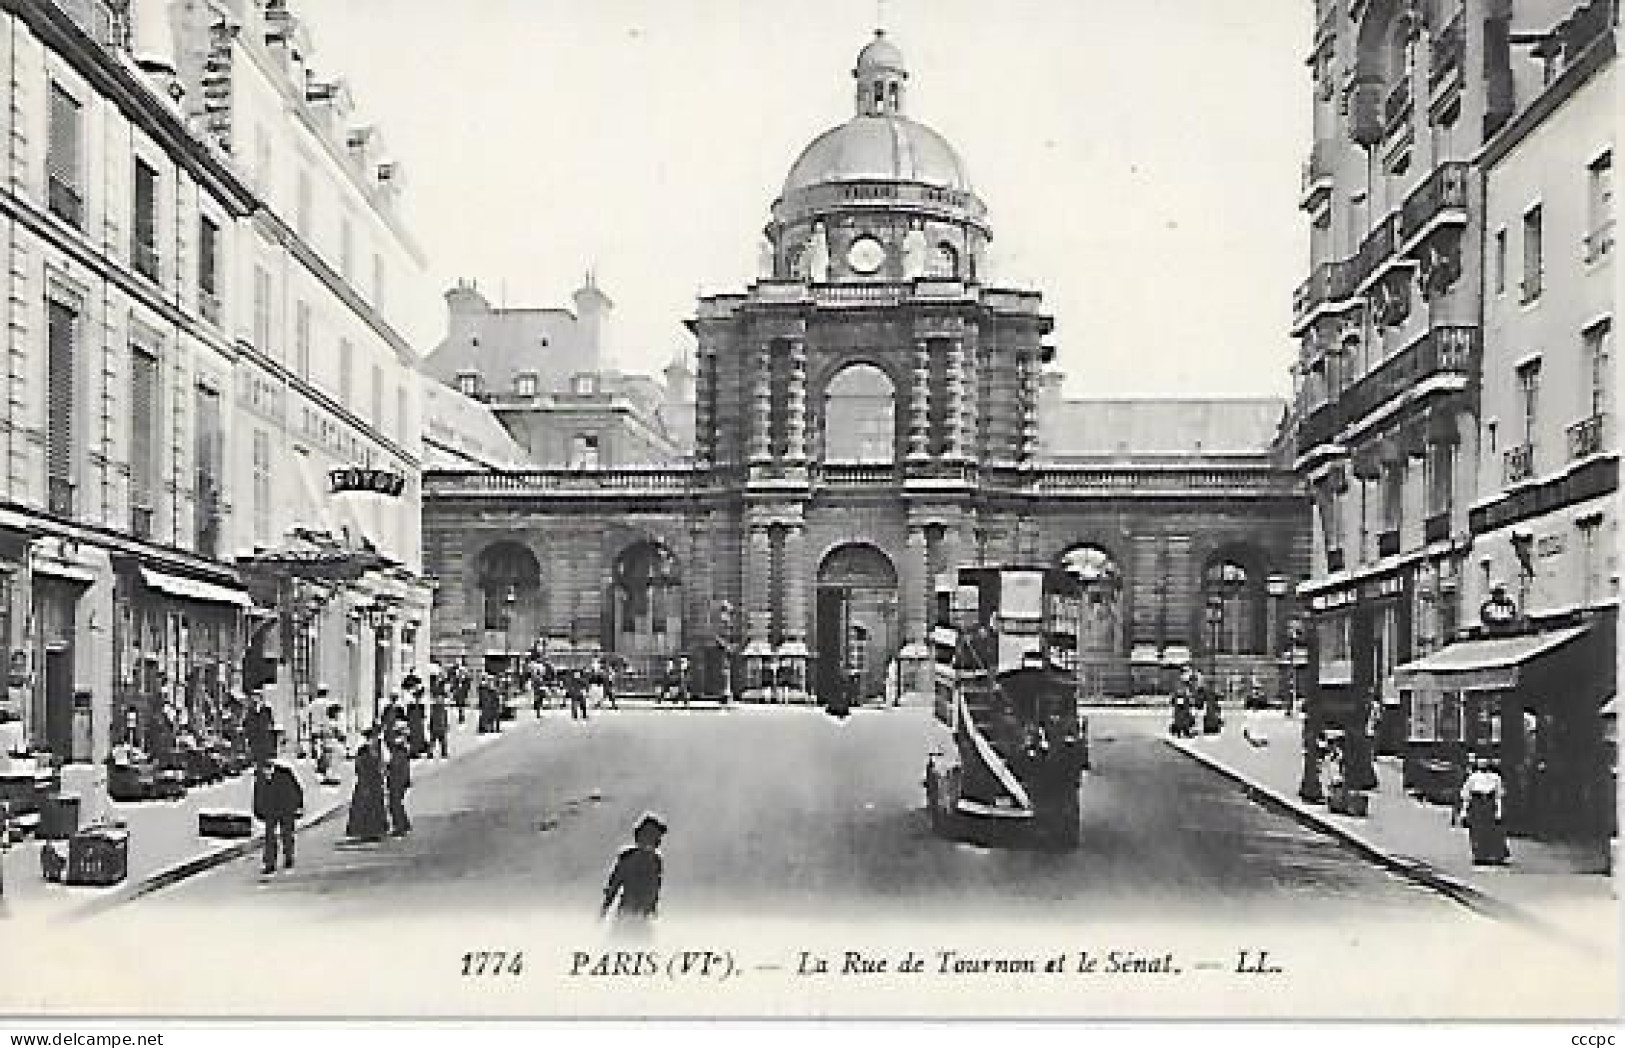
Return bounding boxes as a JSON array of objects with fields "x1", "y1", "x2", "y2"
[{"x1": 329, "y1": 468, "x2": 406, "y2": 497}]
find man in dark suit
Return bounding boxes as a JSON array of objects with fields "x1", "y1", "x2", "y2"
[
  {"x1": 243, "y1": 691, "x2": 277, "y2": 766},
  {"x1": 385, "y1": 733, "x2": 412, "y2": 836},
  {"x1": 254, "y1": 751, "x2": 304, "y2": 875}
]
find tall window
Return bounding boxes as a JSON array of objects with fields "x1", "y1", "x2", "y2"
[
  {"x1": 1517, "y1": 359, "x2": 1541, "y2": 449},
  {"x1": 132, "y1": 159, "x2": 159, "y2": 280},
  {"x1": 1381, "y1": 463, "x2": 1404, "y2": 533},
  {"x1": 252, "y1": 264, "x2": 272, "y2": 354},
  {"x1": 295, "y1": 168, "x2": 312, "y2": 238},
  {"x1": 1585, "y1": 321, "x2": 1611, "y2": 420},
  {"x1": 1493, "y1": 227, "x2": 1507, "y2": 295},
  {"x1": 294, "y1": 300, "x2": 311, "y2": 378},
  {"x1": 197, "y1": 216, "x2": 220, "y2": 322},
  {"x1": 339, "y1": 339, "x2": 354, "y2": 405},
  {"x1": 253, "y1": 125, "x2": 272, "y2": 192},
  {"x1": 194, "y1": 386, "x2": 222, "y2": 556},
  {"x1": 1202, "y1": 559, "x2": 1258, "y2": 655},
  {"x1": 1588, "y1": 151, "x2": 1614, "y2": 262},
  {"x1": 1521, "y1": 204, "x2": 1543, "y2": 302},
  {"x1": 370, "y1": 363, "x2": 383, "y2": 426},
  {"x1": 251, "y1": 429, "x2": 271, "y2": 547},
  {"x1": 822, "y1": 363, "x2": 895, "y2": 463},
  {"x1": 47, "y1": 84, "x2": 83, "y2": 229},
  {"x1": 340, "y1": 217, "x2": 355, "y2": 280},
  {"x1": 46, "y1": 298, "x2": 77, "y2": 516},
  {"x1": 395, "y1": 384, "x2": 408, "y2": 442},
  {"x1": 1426, "y1": 442, "x2": 1455, "y2": 516},
  {"x1": 129, "y1": 344, "x2": 161, "y2": 537}
]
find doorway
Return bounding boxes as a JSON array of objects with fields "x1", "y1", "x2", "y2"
[
  {"x1": 43, "y1": 646, "x2": 72, "y2": 762},
  {"x1": 814, "y1": 543, "x2": 898, "y2": 704}
]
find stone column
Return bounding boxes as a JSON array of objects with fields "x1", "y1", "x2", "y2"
[
  {"x1": 904, "y1": 524, "x2": 929, "y2": 643},
  {"x1": 1018, "y1": 351, "x2": 1041, "y2": 463},
  {"x1": 786, "y1": 339, "x2": 808, "y2": 462},
  {"x1": 946, "y1": 338, "x2": 966, "y2": 459},
  {"x1": 962, "y1": 332, "x2": 980, "y2": 464},
  {"x1": 695, "y1": 347, "x2": 715, "y2": 467},
  {"x1": 751, "y1": 342, "x2": 772, "y2": 463},
  {"x1": 908, "y1": 338, "x2": 930, "y2": 460},
  {"x1": 746, "y1": 523, "x2": 773, "y2": 642},
  {"x1": 781, "y1": 522, "x2": 810, "y2": 698}
]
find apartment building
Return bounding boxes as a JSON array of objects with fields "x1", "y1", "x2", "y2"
[
  {"x1": 0, "y1": 0, "x2": 435, "y2": 770},
  {"x1": 1293, "y1": 0, "x2": 1616, "y2": 842}
]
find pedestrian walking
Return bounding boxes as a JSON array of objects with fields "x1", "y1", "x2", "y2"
[
  {"x1": 243, "y1": 690, "x2": 277, "y2": 766},
  {"x1": 405, "y1": 687, "x2": 429, "y2": 758},
  {"x1": 315, "y1": 699, "x2": 346, "y2": 786},
  {"x1": 1458, "y1": 756, "x2": 1510, "y2": 865},
  {"x1": 385, "y1": 733, "x2": 413, "y2": 836},
  {"x1": 567, "y1": 670, "x2": 589, "y2": 721},
  {"x1": 344, "y1": 728, "x2": 388, "y2": 842},
  {"x1": 600, "y1": 814, "x2": 666, "y2": 931},
  {"x1": 253, "y1": 752, "x2": 304, "y2": 875},
  {"x1": 380, "y1": 693, "x2": 405, "y2": 740},
  {"x1": 452, "y1": 663, "x2": 471, "y2": 725},
  {"x1": 429, "y1": 696, "x2": 451, "y2": 759}
]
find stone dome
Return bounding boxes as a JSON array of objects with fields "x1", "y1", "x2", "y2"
[{"x1": 782, "y1": 115, "x2": 973, "y2": 195}]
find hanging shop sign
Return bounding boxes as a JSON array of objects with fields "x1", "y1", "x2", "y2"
[{"x1": 329, "y1": 468, "x2": 406, "y2": 497}]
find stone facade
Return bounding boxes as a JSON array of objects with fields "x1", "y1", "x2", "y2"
[{"x1": 423, "y1": 32, "x2": 1310, "y2": 702}]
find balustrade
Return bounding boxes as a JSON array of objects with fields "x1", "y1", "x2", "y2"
[{"x1": 1568, "y1": 414, "x2": 1606, "y2": 460}]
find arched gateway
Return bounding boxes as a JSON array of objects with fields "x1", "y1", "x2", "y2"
[{"x1": 815, "y1": 543, "x2": 899, "y2": 704}]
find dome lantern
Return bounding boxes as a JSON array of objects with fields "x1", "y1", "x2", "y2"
[{"x1": 854, "y1": 29, "x2": 907, "y2": 116}]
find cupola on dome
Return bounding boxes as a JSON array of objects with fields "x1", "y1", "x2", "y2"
[{"x1": 780, "y1": 30, "x2": 974, "y2": 197}]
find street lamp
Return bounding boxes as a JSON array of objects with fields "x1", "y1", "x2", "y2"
[{"x1": 1205, "y1": 593, "x2": 1224, "y2": 683}]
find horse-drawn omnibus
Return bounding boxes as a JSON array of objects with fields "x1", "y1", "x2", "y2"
[{"x1": 923, "y1": 565, "x2": 1090, "y2": 849}]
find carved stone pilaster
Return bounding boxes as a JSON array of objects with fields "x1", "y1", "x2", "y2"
[
  {"x1": 786, "y1": 339, "x2": 807, "y2": 462},
  {"x1": 904, "y1": 524, "x2": 929, "y2": 643},
  {"x1": 945, "y1": 338, "x2": 966, "y2": 459},
  {"x1": 751, "y1": 343, "x2": 773, "y2": 462},
  {"x1": 746, "y1": 522, "x2": 772, "y2": 642},
  {"x1": 908, "y1": 338, "x2": 930, "y2": 460}
]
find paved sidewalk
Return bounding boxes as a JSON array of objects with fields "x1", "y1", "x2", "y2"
[
  {"x1": 1166, "y1": 712, "x2": 1616, "y2": 950},
  {"x1": 0, "y1": 716, "x2": 504, "y2": 921}
]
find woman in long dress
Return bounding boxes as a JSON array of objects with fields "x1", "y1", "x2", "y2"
[
  {"x1": 344, "y1": 728, "x2": 388, "y2": 842},
  {"x1": 1459, "y1": 757, "x2": 1510, "y2": 865}
]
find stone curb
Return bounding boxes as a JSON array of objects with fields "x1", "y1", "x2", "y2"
[
  {"x1": 61, "y1": 728, "x2": 514, "y2": 922},
  {"x1": 1161, "y1": 735, "x2": 1600, "y2": 953}
]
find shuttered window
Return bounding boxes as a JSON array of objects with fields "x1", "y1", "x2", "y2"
[
  {"x1": 129, "y1": 345, "x2": 161, "y2": 524},
  {"x1": 47, "y1": 84, "x2": 83, "y2": 229},
  {"x1": 132, "y1": 159, "x2": 158, "y2": 280},
  {"x1": 197, "y1": 216, "x2": 220, "y2": 322},
  {"x1": 371, "y1": 362, "x2": 383, "y2": 425},
  {"x1": 396, "y1": 384, "x2": 407, "y2": 441},
  {"x1": 45, "y1": 299, "x2": 77, "y2": 515},
  {"x1": 194, "y1": 386, "x2": 222, "y2": 556}
]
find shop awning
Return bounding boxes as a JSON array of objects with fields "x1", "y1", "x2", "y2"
[
  {"x1": 1393, "y1": 626, "x2": 1589, "y2": 692},
  {"x1": 139, "y1": 567, "x2": 253, "y2": 608}
]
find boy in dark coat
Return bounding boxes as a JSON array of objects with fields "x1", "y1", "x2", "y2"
[
  {"x1": 254, "y1": 756, "x2": 305, "y2": 874},
  {"x1": 428, "y1": 697, "x2": 451, "y2": 759},
  {"x1": 601, "y1": 815, "x2": 666, "y2": 928}
]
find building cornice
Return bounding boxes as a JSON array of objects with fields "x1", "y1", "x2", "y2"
[
  {"x1": 4, "y1": 0, "x2": 257, "y2": 216},
  {"x1": 229, "y1": 11, "x2": 427, "y2": 267},
  {"x1": 250, "y1": 207, "x2": 419, "y2": 369},
  {"x1": 237, "y1": 338, "x2": 422, "y2": 471},
  {"x1": 1478, "y1": 29, "x2": 1615, "y2": 170},
  {"x1": 0, "y1": 502, "x2": 241, "y2": 585},
  {"x1": 0, "y1": 184, "x2": 241, "y2": 366}
]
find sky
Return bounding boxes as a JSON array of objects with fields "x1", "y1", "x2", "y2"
[{"x1": 297, "y1": 0, "x2": 1311, "y2": 398}]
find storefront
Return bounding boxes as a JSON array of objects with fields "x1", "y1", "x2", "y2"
[
  {"x1": 1395, "y1": 610, "x2": 1616, "y2": 841},
  {"x1": 111, "y1": 559, "x2": 251, "y2": 762}
]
